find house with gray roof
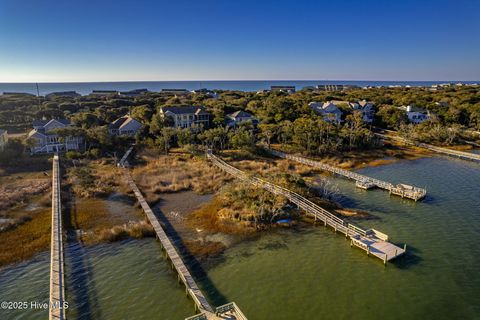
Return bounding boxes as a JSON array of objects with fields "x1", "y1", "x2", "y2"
[
  {"x1": 226, "y1": 110, "x2": 258, "y2": 127},
  {"x1": 348, "y1": 100, "x2": 375, "y2": 123},
  {"x1": 160, "y1": 106, "x2": 210, "y2": 129},
  {"x1": 28, "y1": 119, "x2": 83, "y2": 154},
  {"x1": 109, "y1": 115, "x2": 143, "y2": 136},
  {"x1": 309, "y1": 101, "x2": 343, "y2": 124}
]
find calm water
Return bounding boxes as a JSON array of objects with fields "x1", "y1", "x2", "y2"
[
  {"x1": 1, "y1": 80, "x2": 478, "y2": 96},
  {"x1": 1, "y1": 155, "x2": 480, "y2": 319}
]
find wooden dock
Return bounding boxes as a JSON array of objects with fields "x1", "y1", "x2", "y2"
[
  {"x1": 207, "y1": 151, "x2": 406, "y2": 264},
  {"x1": 50, "y1": 155, "x2": 67, "y2": 320},
  {"x1": 377, "y1": 132, "x2": 480, "y2": 162},
  {"x1": 267, "y1": 148, "x2": 427, "y2": 201},
  {"x1": 125, "y1": 173, "x2": 247, "y2": 320}
]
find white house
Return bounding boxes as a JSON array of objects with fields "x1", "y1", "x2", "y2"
[
  {"x1": 0, "y1": 129, "x2": 8, "y2": 151},
  {"x1": 309, "y1": 101, "x2": 343, "y2": 124},
  {"x1": 28, "y1": 119, "x2": 83, "y2": 154},
  {"x1": 226, "y1": 110, "x2": 258, "y2": 128},
  {"x1": 400, "y1": 105, "x2": 430, "y2": 124},
  {"x1": 109, "y1": 116, "x2": 143, "y2": 136},
  {"x1": 271, "y1": 86, "x2": 296, "y2": 93},
  {"x1": 348, "y1": 100, "x2": 375, "y2": 123},
  {"x1": 160, "y1": 106, "x2": 210, "y2": 129}
]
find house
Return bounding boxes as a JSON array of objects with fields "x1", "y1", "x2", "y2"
[
  {"x1": 309, "y1": 101, "x2": 343, "y2": 124},
  {"x1": 90, "y1": 90, "x2": 119, "y2": 96},
  {"x1": 316, "y1": 84, "x2": 359, "y2": 91},
  {"x1": 400, "y1": 105, "x2": 430, "y2": 124},
  {"x1": 28, "y1": 119, "x2": 83, "y2": 154},
  {"x1": 0, "y1": 129, "x2": 8, "y2": 151},
  {"x1": 160, "y1": 106, "x2": 210, "y2": 129},
  {"x1": 109, "y1": 115, "x2": 143, "y2": 136},
  {"x1": 226, "y1": 110, "x2": 258, "y2": 128},
  {"x1": 271, "y1": 86, "x2": 296, "y2": 93},
  {"x1": 118, "y1": 89, "x2": 149, "y2": 97},
  {"x1": 191, "y1": 88, "x2": 218, "y2": 99},
  {"x1": 348, "y1": 100, "x2": 375, "y2": 123},
  {"x1": 161, "y1": 89, "x2": 190, "y2": 96},
  {"x1": 45, "y1": 91, "x2": 80, "y2": 99}
]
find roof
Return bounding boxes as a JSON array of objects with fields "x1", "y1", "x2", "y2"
[
  {"x1": 110, "y1": 116, "x2": 142, "y2": 129},
  {"x1": 228, "y1": 110, "x2": 252, "y2": 119},
  {"x1": 161, "y1": 106, "x2": 208, "y2": 115},
  {"x1": 33, "y1": 119, "x2": 70, "y2": 127}
]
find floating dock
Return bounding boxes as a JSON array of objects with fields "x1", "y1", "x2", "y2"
[
  {"x1": 267, "y1": 148, "x2": 426, "y2": 201},
  {"x1": 207, "y1": 151, "x2": 406, "y2": 264},
  {"x1": 50, "y1": 155, "x2": 67, "y2": 320},
  {"x1": 125, "y1": 172, "x2": 247, "y2": 320}
]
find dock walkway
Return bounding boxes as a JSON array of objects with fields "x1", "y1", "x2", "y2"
[
  {"x1": 125, "y1": 171, "x2": 247, "y2": 320},
  {"x1": 377, "y1": 133, "x2": 480, "y2": 162},
  {"x1": 49, "y1": 155, "x2": 66, "y2": 320},
  {"x1": 207, "y1": 151, "x2": 406, "y2": 263},
  {"x1": 267, "y1": 148, "x2": 426, "y2": 201}
]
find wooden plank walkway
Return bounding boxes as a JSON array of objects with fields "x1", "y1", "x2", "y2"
[
  {"x1": 49, "y1": 155, "x2": 67, "y2": 320},
  {"x1": 267, "y1": 148, "x2": 427, "y2": 201},
  {"x1": 125, "y1": 172, "x2": 247, "y2": 319},
  {"x1": 207, "y1": 151, "x2": 406, "y2": 263},
  {"x1": 376, "y1": 132, "x2": 480, "y2": 162}
]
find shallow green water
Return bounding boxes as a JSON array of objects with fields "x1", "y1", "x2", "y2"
[{"x1": 1, "y1": 156, "x2": 480, "y2": 319}]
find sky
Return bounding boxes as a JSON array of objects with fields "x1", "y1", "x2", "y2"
[{"x1": 0, "y1": 0, "x2": 479, "y2": 82}]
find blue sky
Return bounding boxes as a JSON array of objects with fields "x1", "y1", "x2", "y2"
[{"x1": 0, "y1": 0, "x2": 479, "y2": 82}]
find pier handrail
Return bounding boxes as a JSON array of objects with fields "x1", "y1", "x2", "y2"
[
  {"x1": 207, "y1": 153, "x2": 364, "y2": 236},
  {"x1": 267, "y1": 148, "x2": 427, "y2": 199},
  {"x1": 49, "y1": 155, "x2": 66, "y2": 320}
]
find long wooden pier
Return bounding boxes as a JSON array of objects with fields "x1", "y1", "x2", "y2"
[
  {"x1": 207, "y1": 151, "x2": 406, "y2": 263},
  {"x1": 377, "y1": 132, "x2": 480, "y2": 162},
  {"x1": 125, "y1": 173, "x2": 247, "y2": 320},
  {"x1": 49, "y1": 155, "x2": 67, "y2": 320},
  {"x1": 267, "y1": 148, "x2": 426, "y2": 201}
]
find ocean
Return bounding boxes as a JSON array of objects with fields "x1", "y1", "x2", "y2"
[{"x1": 0, "y1": 80, "x2": 478, "y2": 96}]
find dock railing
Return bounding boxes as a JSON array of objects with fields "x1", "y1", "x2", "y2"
[{"x1": 267, "y1": 148, "x2": 426, "y2": 201}]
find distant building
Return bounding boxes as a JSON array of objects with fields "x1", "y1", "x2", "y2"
[
  {"x1": 109, "y1": 115, "x2": 143, "y2": 136},
  {"x1": 118, "y1": 89, "x2": 149, "y2": 97},
  {"x1": 161, "y1": 89, "x2": 190, "y2": 96},
  {"x1": 309, "y1": 101, "x2": 343, "y2": 124},
  {"x1": 45, "y1": 91, "x2": 80, "y2": 99},
  {"x1": 316, "y1": 84, "x2": 359, "y2": 91},
  {"x1": 399, "y1": 105, "x2": 430, "y2": 124},
  {"x1": 226, "y1": 110, "x2": 258, "y2": 128},
  {"x1": 0, "y1": 129, "x2": 8, "y2": 151},
  {"x1": 28, "y1": 119, "x2": 83, "y2": 154},
  {"x1": 271, "y1": 86, "x2": 296, "y2": 93},
  {"x1": 348, "y1": 100, "x2": 375, "y2": 123},
  {"x1": 90, "y1": 90, "x2": 119, "y2": 96},
  {"x1": 2, "y1": 92, "x2": 36, "y2": 97},
  {"x1": 160, "y1": 106, "x2": 210, "y2": 129},
  {"x1": 191, "y1": 88, "x2": 218, "y2": 98}
]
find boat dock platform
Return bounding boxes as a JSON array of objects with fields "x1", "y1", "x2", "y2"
[
  {"x1": 267, "y1": 148, "x2": 427, "y2": 201},
  {"x1": 125, "y1": 172, "x2": 247, "y2": 320},
  {"x1": 207, "y1": 151, "x2": 406, "y2": 264},
  {"x1": 49, "y1": 155, "x2": 67, "y2": 320}
]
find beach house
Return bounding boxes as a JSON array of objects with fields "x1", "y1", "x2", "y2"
[
  {"x1": 309, "y1": 101, "x2": 343, "y2": 124},
  {"x1": 28, "y1": 119, "x2": 83, "y2": 154},
  {"x1": 348, "y1": 100, "x2": 375, "y2": 123},
  {"x1": 270, "y1": 86, "x2": 296, "y2": 93},
  {"x1": 400, "y1": 105, "x2": 431, "y2": 124},
  {"x1": 225, "y1": 110, "x2": 258, "y2": 128},
  {"x1": 109, "y1": 115, "x2": 143, "y2": 136},
  {"x1": 160, "y1": 106, "x2": 210, "y2": 129}
]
